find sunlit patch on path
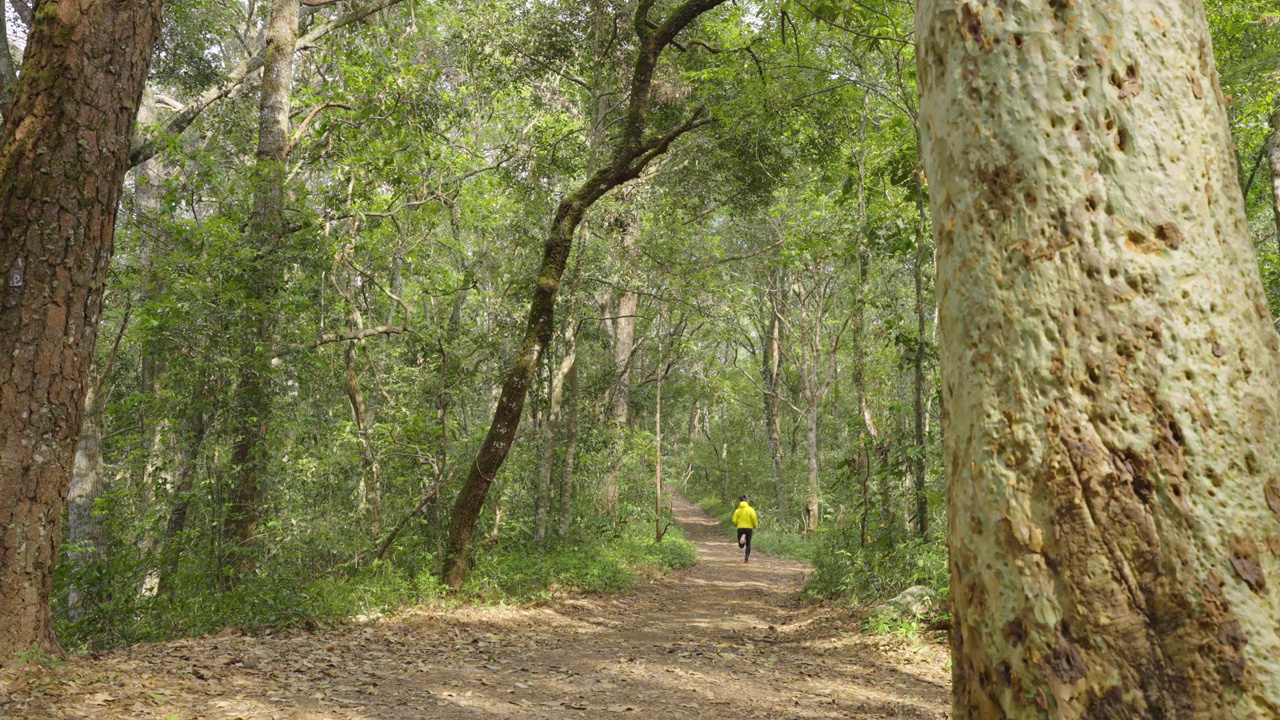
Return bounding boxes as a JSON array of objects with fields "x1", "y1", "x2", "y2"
[{"x1": 1, "y1": 496, "x2": 950, "y2": 719}]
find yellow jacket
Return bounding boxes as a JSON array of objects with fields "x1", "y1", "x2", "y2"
[{"x1": 732, "y1": 502, "x2": 759, "y2": 529}]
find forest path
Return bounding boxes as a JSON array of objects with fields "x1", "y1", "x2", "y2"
[{"x1": 3, "y1": 496, "x2": 950, "y2": 719}]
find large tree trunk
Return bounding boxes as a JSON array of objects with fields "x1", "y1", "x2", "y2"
[
  {"x1": 0, "y1": 0, "x2": 162, "y2": 663},
  {"x1": 226, "y1": 0, "x2": 300, "y2": 570},
  {"x1": 441, "y1": 0, "x2": 725, "y2": 590},
  {"x1": 918, "y1": 0, "x2": 1280, "y2": 714}
]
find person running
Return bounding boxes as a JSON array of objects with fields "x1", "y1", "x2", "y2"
[{"x1": 731, "y1": 495, "x2": 759, "y2": 564}]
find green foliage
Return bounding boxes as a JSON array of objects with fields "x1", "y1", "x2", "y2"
[
  {"x1": 464, "y1": 524, "x2": 698, "y2": 601},
  {"x1": 805, "y1": 531, "x2": 949, "y2": 605}
]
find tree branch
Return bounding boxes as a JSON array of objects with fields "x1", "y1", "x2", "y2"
[{"x1": 129, "y1": 0, "x2": 409, "y2": 168}]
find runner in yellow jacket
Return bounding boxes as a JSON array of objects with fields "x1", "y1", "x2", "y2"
[{"x1": 731, "y1": 496, "x2": 759, "y2": 564}]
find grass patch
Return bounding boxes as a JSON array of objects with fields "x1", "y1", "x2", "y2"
[
  {"x1": 55, "y1": 521, "x2": 696, "y2": 653},
  {"x1": 465, "y1": 523, "x2": 698, "y2": 600}
]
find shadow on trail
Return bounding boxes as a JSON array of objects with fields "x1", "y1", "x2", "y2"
[{"x1": 1, "y1": 495, "x2": 951, "y2": 720}]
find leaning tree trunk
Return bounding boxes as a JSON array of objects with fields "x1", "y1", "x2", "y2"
[
  {"x1": 918, "y1": 0, "x2": 1280, "y2": 715},
  {"x1": 441, "y1": 0, "x2": 726, "y2": 590},
  {"x1": 226, "y1": 0, "x2": 300, "y2": 572},
  {"x1": 0, "y1": 0, "x2": 163, "y2": 663}
]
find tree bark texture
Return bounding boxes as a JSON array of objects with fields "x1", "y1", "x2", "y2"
[
  {"x1": 0, "y1": 0, "x2": 163, "y2": 662},
  {"x1": 918, "y1": 0, "x2": 1280, "y2": 715},
  {"x1": 226, "y1": 0, "x2": 300, "y2": 569},
  {"x1": 441, "y1": 0, "x2": 726, "y2": 590}
]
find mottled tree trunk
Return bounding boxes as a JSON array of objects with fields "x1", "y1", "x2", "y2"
[
  {"x1": 226, "y1": 0, "x2": 300, "y2": 570},
  {"x1": 918, "y1": 0, "x2": 1280, "y2": 714},
  {"x1": 0, "y1": 0, "x2": 162, "y2": 663}
]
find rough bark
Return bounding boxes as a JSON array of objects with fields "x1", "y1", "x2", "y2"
[
  {"x1": 226, "y1": 0, "x2": 300, "y2": 571},
  {"x1": 918, "y1": 0, "x2": 1280, "y2": 714},
  {"x1": 0, "y1": 0, "x2": 163, "y2": 663},
  {"x1": 442, "y1": 0, "x2": 726, "y2": 590}
]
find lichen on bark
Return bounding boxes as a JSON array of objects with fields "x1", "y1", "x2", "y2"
[{"x1": 917, "y1": 0, "x2": 1280, "y2": 715}]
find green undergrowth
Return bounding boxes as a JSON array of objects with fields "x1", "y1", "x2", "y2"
[
  {"x1": 689, "y1": 493, "x2": 822, "y2": 564},
  {"x1": 462, "y1": 523, "x2": 698, "y2": 600},
  {"x1": 688, "y1": 493, "x2": 948, "y2": 610},
  {"x1": 53, "y1": 522, "x2": 697, "y2": 654}
]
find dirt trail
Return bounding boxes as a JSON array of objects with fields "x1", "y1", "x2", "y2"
[{"x1": 2, "y1": 496, "x2": 951, "y2": 719}]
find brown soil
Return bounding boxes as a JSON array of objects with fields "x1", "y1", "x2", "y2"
[{"x1": 1, "y1": 496, "x2": 951, "y2": 719}]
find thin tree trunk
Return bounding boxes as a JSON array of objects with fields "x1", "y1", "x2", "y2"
[
  {"x1": 341, "y1": 269, "x2": 379, "y2": 528},
  {"x1": 911, "y1": 162, "x2": 928, "y2": 538},
  {"x1": 158, "y1": 415, "x2": 206, "y2": 599},
  {"x1": 226, "y1": 0, "x2": 300, "y2": 571},
  {"x1": 762, "y1": 275, "x2": 788, "y2": 519},
  {"x1": 536, "y1": 322, "x2": 576, "y2": 546},
  {"x1": 67, "y1": 372, "x2": 107, "y2": 618},
  {"x1": 919, "y1": 0, "x2": 1280, "y2": 713},
  {"x1": 442, "y1": 0, "x2": 725, "y2": 590},
  {"x1": 604, "y1": 287, "x2": 638, "y2": 514},
  {"x1": 0, "y1": 0, "x2": 162, "y2": 663},
  {"x1": 803, "y1": 400, "x2": 820, "y2": 536},
  {"x1": 559, "y1": 360, "x2": 579, "y2": 539},
  {"x1": 654, "y1": 313, "x2": 665, "y2": 542},
  {"x1": 1268, "y1": 104, "x2": 1280, "y2": 241},
  {"x1": 0, "y1": 8, "x2": 17, "y2": 113}
]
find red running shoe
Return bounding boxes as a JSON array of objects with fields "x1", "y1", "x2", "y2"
[{"x1": 744, "y1": 558, "x2": 749, "y2": 564}]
